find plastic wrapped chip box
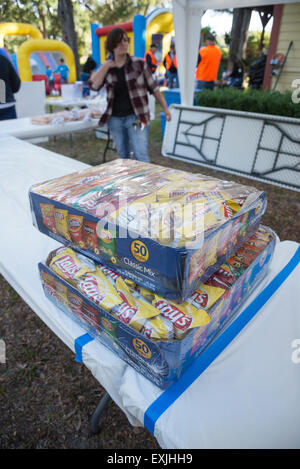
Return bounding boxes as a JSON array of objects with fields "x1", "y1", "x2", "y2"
[
  {"x1": 39, "y1": 226, "x2": 276, "y2": 389},
  {"x1": 30, "y1": 159, "x2": 267, "y2": 302}
]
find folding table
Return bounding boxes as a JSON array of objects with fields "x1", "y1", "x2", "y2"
[
  {"x1": 0, "y1": 116, "x2": 99, "y2": 141},
  {"x1": 0, "y1": 135, "x2": 299, "y2": 449}
]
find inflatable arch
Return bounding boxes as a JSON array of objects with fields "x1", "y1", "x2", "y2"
[
  {"x1": 145, "y1": 8, "x2": 174, "y2": 68},
  {"x1": 17, "y1": 39, "x2": 76, "y2": 83},
  {"x1": 95, "y1": 21, "x2": 135, "y2": 66},
  {"x1": 91, "y1": 8, "x2": 174, "y2": 70},
  {"x1": 0, "y1": 22, "x2": 42, "y2": 48}
]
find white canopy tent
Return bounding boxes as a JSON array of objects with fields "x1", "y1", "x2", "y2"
[{"x1": 172, "y1": 0, "x2": 295, "y2": 106}]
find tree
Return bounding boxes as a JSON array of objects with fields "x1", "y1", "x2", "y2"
[
  {"x1": 245, "y1": 31, "x2": 270, "y2": 66},
  {"x1": 57, "y1": 0, "x2": 81, "y2": 79},
  {"x1": 80, "y1": 0, "x2": 165, "y2": 26},
  {"x1": 229, "y1": 8, "x2": 253, "y2": 61},
  {"x1": 0, "y1": 0, "x2": 61, "y2": 52}
]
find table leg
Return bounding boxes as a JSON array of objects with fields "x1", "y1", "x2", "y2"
[
  {"x1": 102, "y1": 130, "x2": 116, "y2": 163},
  {"x1": 90, "y1": 391, "x2": 111, "y2": 434}
]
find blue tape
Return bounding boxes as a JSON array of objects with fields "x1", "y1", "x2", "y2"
[
  {"x1": 144, "y1": 245, "x2": 300, "y2": 435},
  {"x1": 74, "y1": 333, "x2": 94, "y2": 363}
]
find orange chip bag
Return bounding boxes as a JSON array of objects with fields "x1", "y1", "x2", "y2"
[{"x1": 40, "y1": 203, "x2": 57, "y2": 233}]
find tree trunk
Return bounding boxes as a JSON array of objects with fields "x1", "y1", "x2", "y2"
[
  {"x1": 57, "y1": 0, "x2": 80, "y2": 79},
  {"x1": 229, "y1": 8, "x2": 253, "y2": 61},
  {"x1": 37, "y1": 5, "x2": 48, "y2": 38}
]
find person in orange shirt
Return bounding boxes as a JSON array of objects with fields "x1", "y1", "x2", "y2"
[
  {"x1": 195, "y1": 33, "x2": 222, "y2": 91},
  {"x1": 144, "y1": 43, "x2": 158, "y2": 74},
  {"x1": 163, "y1": 44, "x2": 178, "y2": 88}
]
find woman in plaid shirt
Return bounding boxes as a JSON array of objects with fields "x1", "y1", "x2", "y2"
[{"x1": 89, "y1": 28, "x2": 171, "y2": 162}]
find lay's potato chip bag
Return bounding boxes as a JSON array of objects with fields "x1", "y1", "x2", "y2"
[{"x1": 54, "y1": 208, "x2": 72, "y2": 241}]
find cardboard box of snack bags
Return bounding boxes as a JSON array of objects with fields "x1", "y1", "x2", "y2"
[
  {"x1": 30, "y1": 159, "x2": 267, "y2": 302},
  {"x1": 39, "y1": 226, "x2": 275, "y2": 389}
]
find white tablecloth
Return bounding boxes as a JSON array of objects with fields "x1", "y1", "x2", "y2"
[
  {"x1": 46, "y1": 97, "x2": 96, "y2": 109},
  {"x1": 0, "y1": 116, "x2": 99, "y2": 140},
  {"x1": 0, "y1": 135, "x2": 299, "y2": 449}
]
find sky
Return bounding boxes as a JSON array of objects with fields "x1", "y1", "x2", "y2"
[{"x1": 200, "y1": 9, "x2": 273, "y2": 36}]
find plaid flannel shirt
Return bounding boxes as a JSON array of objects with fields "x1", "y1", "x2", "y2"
[{"x1": 98, "y1": 55, "x2": 159, "y2": 127}]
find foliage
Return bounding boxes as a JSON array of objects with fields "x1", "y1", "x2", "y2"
[
  {"x1": 78, "y1": 0, "x2": 166, "y2": 26},
  {"x1": 245, "y1": 31, "x2": 270, "y2": 67},
  {"x1": 0, "y1": 0, "x2": 167, "y2": 62},
  {"x1": 195, "y1": 88, "x2": 300, "y2": 119}
]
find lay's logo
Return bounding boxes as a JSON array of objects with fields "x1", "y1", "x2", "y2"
[
  {"x1": 189, "y1": 291, "x2": 208, "y2": 309},
  {"x1": 68, "y1": 294, "x2": 82, "y2": 311},
  {"x1": 79, "y1": 274, "x2": 104, "y2": 305},
  {"x1": 100, "y1": 266, "x2": 120, "y2": 282},
  {"x1": 114, "y1": 302, "x2": 137, "y2": 325},
  {"x1": 185, "y1": 192, "x2": 202, "y2": 203},
  {"x1": 154, "y1": 300, "x2": 191, "y2": 330},
  {"x1": 69, "y1": 219, "x2": 81, "y2": 229},
  {"x1": 223, "y1": 201, "x2": 233, "y2": 219},
  {"x1": 55, "y1": 212, "x2": 65, "y2": 220},
  {"x1": 55, "y1": 255, "x2": 81, "y2": 278}
]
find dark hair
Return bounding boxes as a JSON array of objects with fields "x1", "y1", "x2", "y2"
[
  {"x1": 83, "y1": 56, "x2": 97, "y2": 74},
  {"x1": 205, "y1": 33, "x2": 215, "y2": 42},
  {"x1": 106, "y1": 28, "x2": 128, "y2": 54}
]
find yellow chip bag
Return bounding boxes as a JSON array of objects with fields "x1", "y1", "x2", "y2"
[
  {"x1": 115, "y1": 276, "x2": 137, "y2": 308},
  {"x1": 54, "y1": 279, "x2": 69, "y2": 309},
  {"x1": 49, "y1": 247, "x2": 94, "y2": 284},
  {"x1": 77, "y1": 270, "x2": 122, "y2": 313},
  {"x1": 152, "y1": 296, "x2": 210, "y2": 340},
  {"x1": 184, "y1": 284, "x2": 226, "y2": 312},
  {"x1": 54, "y1": 208, "x2": 72, "y2": 241},
  {"x1": 140, "y1": 314, "x2": 174, "y2": 340}
]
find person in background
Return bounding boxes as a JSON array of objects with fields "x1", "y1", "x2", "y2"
[
  {"x1": 195, "y1": 33, "x2": 222, "y2": 91},
  {"x1": 81, "y1": 56, "x2": 97, "y2": 82},
  {"x1": 248, "y1": 52, "x2": 267, "y2": 90},
  {"x1": 223, "y1": 54, "x2": 245, "y2": 89},
  {"x1": 163, "y1": 43, "x2": 178, "y2": 88},
  {"x1": 144, "y1": 43, "x2": 158, "y2": 74},
  {"x1": 89, "y1": 27, "x2": 171, "y2": 163},
  {"x1": 54, "y1": 58, "x2": 70, "y2": 84},
  {"x1": 45, "y1": 65, "x2": 55, "y2": 95},
  {"x1": 0, "y1": 54, "x2": 21, "y2": 120},
  {"x1": 81, "y1": 56, "x2": 97, "y2": 97}
]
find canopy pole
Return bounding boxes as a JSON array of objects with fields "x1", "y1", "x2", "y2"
[{"x1": 172, "y1": 0, "x2": 204, "y2": 106}]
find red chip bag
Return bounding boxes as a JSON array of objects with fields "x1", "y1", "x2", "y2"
[
  {"x1": 83, "y1": 220, "x2": 100, "y2": 254},
  {"x1": 40, "y1": 203, "x2": 57, "y2": 233}
]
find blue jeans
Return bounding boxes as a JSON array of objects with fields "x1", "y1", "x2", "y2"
[
  {"x1": 0, "y1": 105, "x2": 17, "y2": 121},
  {"x1": 196, "y1": 80, "x2": 215, "y2": 91},
  {"x1": 107, "y1": 114, "x2": 150, "y2": 162},
  {"x1": 166, "y1": 71, "x2": 179, "y2": 88}
]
